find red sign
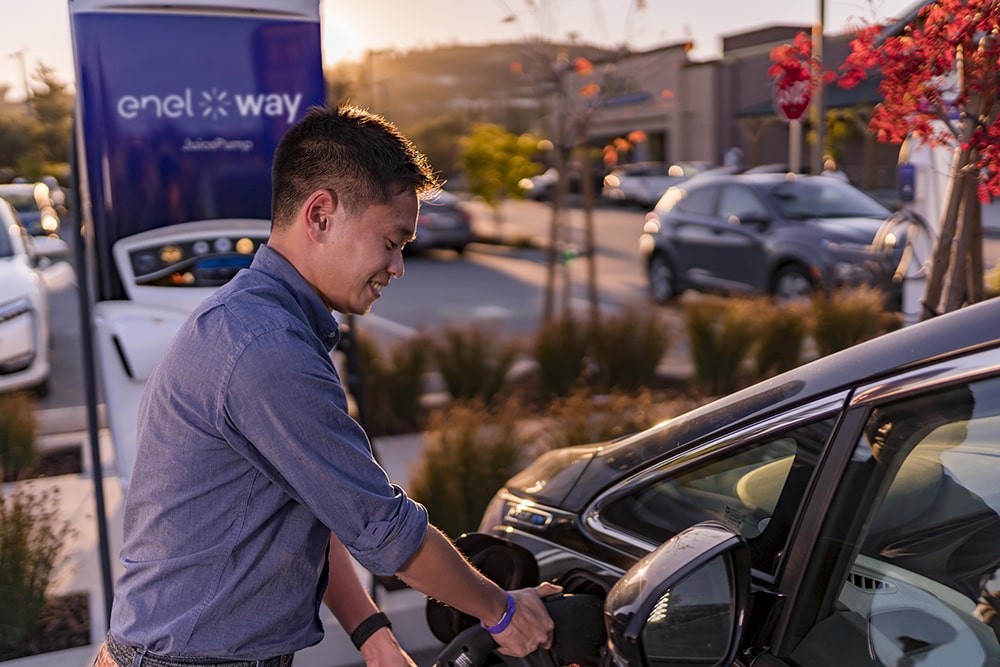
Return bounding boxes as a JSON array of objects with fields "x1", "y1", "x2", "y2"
[{"x1": 774, "y1": 79, "x2": 811, "y2": 121}]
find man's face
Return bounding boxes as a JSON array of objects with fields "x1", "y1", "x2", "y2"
[{"x1": 320, "y1": 190, "x2": 418, "y2": 315}]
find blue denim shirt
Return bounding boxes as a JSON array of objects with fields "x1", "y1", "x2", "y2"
[{"x1": 110, "y1": 244, "x2": 428, "y2": 660}]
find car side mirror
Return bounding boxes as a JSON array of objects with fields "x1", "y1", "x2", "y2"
[
  {"x1": 604, "y1": 521, "x2": 751, "y2": 667},
  {"x1": 30, "y1": 235, "x2": 71, "y2": 261}
]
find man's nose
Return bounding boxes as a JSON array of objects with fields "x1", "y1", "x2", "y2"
[{"x1": 388, "y1": 250, "x2": 404, "y2": 279}]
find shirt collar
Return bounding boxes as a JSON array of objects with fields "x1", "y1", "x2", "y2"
[{"x1": 250, "y1": 244, "x2": 341, "y2": 349}]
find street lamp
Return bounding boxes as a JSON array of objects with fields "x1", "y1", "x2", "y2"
[
  {"x1": 811, "y1": 0, "x2": 825, "y2": 175},
  {"x1": 8, "y1": 48, "x2": 31, "y2": 107}
]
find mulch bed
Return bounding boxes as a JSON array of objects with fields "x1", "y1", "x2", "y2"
[
  {"x1": 0, "y1": 591, "x2": 91, "y2": 661},
  {"x1": 2, "y1": 445, "x2": 84, "y2": 483}
]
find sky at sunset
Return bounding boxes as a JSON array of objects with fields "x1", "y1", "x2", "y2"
[{"x1": 1, "y1": 0, "x2": 917, "y2": 100}]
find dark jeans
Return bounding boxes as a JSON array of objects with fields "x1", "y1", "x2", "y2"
[{"x1": 96, "y1": 633, "x2": 294, "y2": 667}]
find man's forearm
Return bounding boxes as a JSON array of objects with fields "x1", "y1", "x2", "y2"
[
  {"x1": 395, "y1": 525, "x2": 560, "y2": 658},
  {"x1": 323, "y1": 533, "x2": 381, "y2": 632},
  {"x1": 394, "y1": 525, "x2": 508, "y2": 624}
]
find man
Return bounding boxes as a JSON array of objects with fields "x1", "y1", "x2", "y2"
[{"x1": 96, "y1": 105, "x2": 558, "y2": 667}]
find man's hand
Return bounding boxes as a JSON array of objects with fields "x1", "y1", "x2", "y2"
[
  {"x1": 491, "y1": 582, "x2": 562, "y2": 657},
  {"x1": 358, "y1": 627, "x2": 418, "y2": 667}
]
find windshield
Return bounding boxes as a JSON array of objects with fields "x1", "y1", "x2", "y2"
[
  {"x1": 767, "y1": 180, "x2": 890, "y2": 219},
  {"x1": 0, "y1": 188, "x2": 43, "y2": 213},
  {"x1": 0, "y1": 225, "x2": 13, "y2": 258}
]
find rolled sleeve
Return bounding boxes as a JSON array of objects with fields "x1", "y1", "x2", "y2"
[{"x1": 350, "y1": 488, "x2": 428, "y2": 575}]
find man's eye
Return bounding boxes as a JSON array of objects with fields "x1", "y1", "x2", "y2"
[{"x1": 387, "y1": 239, "x2": 398, "y2": 250}]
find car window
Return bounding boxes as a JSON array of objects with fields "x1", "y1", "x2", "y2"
[
  {"x1": 599, "y1": 416, "x2": 834, "y2": 575},
  {"x1": 673, "y1": 184, "x2": 718, "y2": 216},
  {"x1": 0, "y1": 188, "x2": 39, "y2": 213},
  {"x1": 0, "y1": 224, "x2": 12, "y2": 257},
  {"x1": 786, "y1": 378, "x2": 1000, "y2": 667},
  {"x1": 717, "y1": 185, "x2": 768, "y2": 222},
  {"x1": 0, "y1": 202, "x2": 18, "y2": 258},
  {"x1": 767, "y1": 180, "x2": 890, "y2": 220}
]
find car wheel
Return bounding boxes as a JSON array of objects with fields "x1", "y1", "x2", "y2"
[
  {"x1": 772, "y1": 265, "x2": 814, "y2": 303},
  {"x1": 649, "y1": 254, "x2": 677, "y2": 303}
]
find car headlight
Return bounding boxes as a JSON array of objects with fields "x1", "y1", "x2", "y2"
[
  {"x1": 0, "y1": 298, "x2": 37, "y2": 372},
  {"x1": 0, "y1": 297, "x2": 32, "y2": 325},
  {"x1": 479, "y1": 492, "x2": 554, "y2": 533},
  {"x1": 822, "y1": 239, "x2": 873, "y2": 254}
]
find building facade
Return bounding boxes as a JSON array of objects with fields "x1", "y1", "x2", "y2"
[{"x1": 566, "y1": 24, "x2": 902, "y2": 195}]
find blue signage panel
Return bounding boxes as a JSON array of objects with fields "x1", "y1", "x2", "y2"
[{"x1": 72, "y1": 7, "x2": 324, "y2": 300}]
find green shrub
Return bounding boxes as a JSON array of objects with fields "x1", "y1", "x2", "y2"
[
  {"x1": 985, "y1": 263, "x2": 1000, "y2": 299},
  {"x1": 0, "y1": 392, "x2": 38, "y2": 482},
  {"x1": 751, "y1": 298, "x2": 810, "y2": 380},
  {"x1": 354, "y1": 331, "x2": 431, "y2": 436},
  {"x1": 810, "y1": 286, "x2": 896, "y2": 356},
  {"x1": 589, "y1": 307, "x2": 671, "y2": 393},
  {"x1": 684, "y1": 296, "x2": 759, "y2": 396},
  {"x1": 409, "y1": 399, "x2": 528, "y2": 538},
  {"x1": 532, "y1": 313, "x2": 590, "y2": 399},
  {"x1": 430, "y1": 324, "x2": 521, "y2": 406},
  {"x1": 0, "y1": 483, "x2": 73, "y2": 650}
]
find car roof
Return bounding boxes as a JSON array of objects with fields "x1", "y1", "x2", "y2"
[{"x1": 560, "y1": 298, "x2": 1000, "y2": 510}]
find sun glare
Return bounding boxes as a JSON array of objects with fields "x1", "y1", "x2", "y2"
[{"x1": 321, "y1": 3, "x2": 364, "y2": 65}]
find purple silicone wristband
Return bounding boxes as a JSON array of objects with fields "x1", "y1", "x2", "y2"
[{"x1": 482, "y1": 592, "x2": 516, "y2": 634}]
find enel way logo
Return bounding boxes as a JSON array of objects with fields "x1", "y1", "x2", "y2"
[{"x1": 117, "y1": 87, "x2": 303, "y2": 124}]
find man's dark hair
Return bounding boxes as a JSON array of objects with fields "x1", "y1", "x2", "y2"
[{"x1": 271, "y1": 105, "x2": 440, "y2": 227}]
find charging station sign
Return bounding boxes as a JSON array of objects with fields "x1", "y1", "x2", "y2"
[{"x1": 72, "y1": 4, "x2": 325, "y2": 300}]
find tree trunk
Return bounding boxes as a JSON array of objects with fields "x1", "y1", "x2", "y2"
[
  {"x1": 942, "y1": 171, "x2": 975, "y2": 312},
  {"x1": 544, "y1": 144, "x2": 569, "y2": 324},
  {"x1": 921, "y1": 146, "x2": 971, "y2": 319},
  {"x1": 492, "y1": 200, "x2": 504, "y2": 243},
  {"x1": 580, "y1": 155, "x2": 600, "y2": 330}
]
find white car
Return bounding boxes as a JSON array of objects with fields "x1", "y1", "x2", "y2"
[
  {"x1": 0, "y1": 198, "x2": 71, "y2": 396},
  {"x1": 602, "y1": 161, "x2": 713, "y2": 208}
]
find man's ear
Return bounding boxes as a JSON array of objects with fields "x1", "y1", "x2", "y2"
[{"x1": 303, "y1": 189, "x2": 339, "y2": 242}]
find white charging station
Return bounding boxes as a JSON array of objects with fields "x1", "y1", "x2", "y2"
[{"x1": 92, "y1": 219, "x2": 270, "y2": 490}]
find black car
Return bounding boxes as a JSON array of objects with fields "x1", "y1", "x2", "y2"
[
  {"x1": 459, "y1": 298, "x2": 1000, "y2": 667},
  {"x1": 409, "y1": 189, "x2": 473, "y2": 254},
  {"x1": 640, "y1": 172, "x2": 901, "y2": 305}
]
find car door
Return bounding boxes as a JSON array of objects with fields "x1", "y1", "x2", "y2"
[
  {"x1": 764, "y1": 352, "x2": 1000, "y2": 667},
  {"x1": 708, "y1": 183, "x2": 771, "y2": 291},
  {"x1": 664, "y1": 182, "x2": 723, "y2": 290}
]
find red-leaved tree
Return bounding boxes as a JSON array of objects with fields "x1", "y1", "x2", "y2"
[{"x1": 773, "y1": 1, "x2": 1000, "y2": 318}]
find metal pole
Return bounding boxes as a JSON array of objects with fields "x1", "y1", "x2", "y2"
[
  {"x1": 69, "y1": 120, "x2": 115, "y2": 628},
  {"x1": 811, "y1": 0, "x2": 825, "y2": 175},
  {"x1": 789, "y1": 119, "x2": 802, "y2": 174}
]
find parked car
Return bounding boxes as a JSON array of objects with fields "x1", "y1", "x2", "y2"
[
  {"x1": 409, "y1": 190, "x2": 474, "y2": 254},
  {"x1": 462, "y1": 297, "x2": 1000, "y2": 667},
  {"x1": 0, "y1": 182, "x2": 61, "y2": 236},
  {"x1": 602, "y1": 161, "x2": 712, "y2": 208},
  {"x1": 519, "y1": 167, "x2": 560, "y2": 201},
  {"x1": 0, "y1": 198, "x2": 71, "y2": 396},
  {"x1": 519, "y1": 162, "x2": 607, "y2": 202},
  {"x1": 640, "y1": 172, "x2": 901, "y2": 304}
]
